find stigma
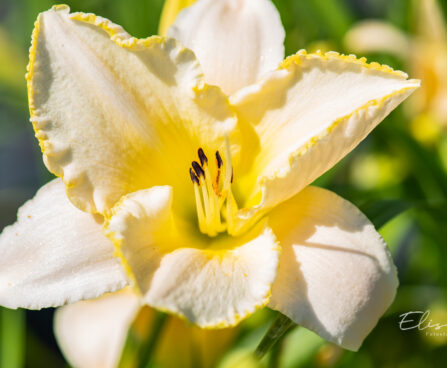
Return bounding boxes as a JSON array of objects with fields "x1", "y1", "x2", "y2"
[{"x1": 188, "y1": 138, "x2": 238, "y2": 237}]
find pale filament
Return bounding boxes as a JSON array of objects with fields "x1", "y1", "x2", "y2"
[{"x1": 189, "y1": 137, "x2": 237, "y2": 237}]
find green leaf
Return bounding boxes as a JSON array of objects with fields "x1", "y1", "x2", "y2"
[
  {"x1": 381, "y1": 124, "x2": 447, "y2": 199},
  {"x1": 309, "y1": 0, "x2": 353, "y2": 42},
  {"x1": 360, "y1": 199, "x2": 413, "y2": 229}
]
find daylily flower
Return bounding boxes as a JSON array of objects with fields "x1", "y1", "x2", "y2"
[
  {"x1": 0, "y1": 0, "x2": 419, "y2": 355},
  {"x1": 345, "y1": 0, "x2": 447, "y2": 136}
]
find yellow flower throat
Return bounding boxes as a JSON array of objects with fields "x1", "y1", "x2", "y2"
[{"x1": 189, "y1": 139, "x2": 238, "y2": 237}]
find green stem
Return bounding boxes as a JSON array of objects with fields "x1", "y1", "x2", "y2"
[
  {"x1": 1, "y1": 308, "x2": 25, "y2": 368},
  {"x1": 254, "y1": 312, "x2": 296, "y2": 361},
  {"x1": 268, "y1": 336, "x2": 285, "y2": 368},
  {"x1": 137, "y1": 311, "x2": 168, "y2": 368}
]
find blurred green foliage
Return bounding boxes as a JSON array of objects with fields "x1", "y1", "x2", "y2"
[{"x1": 1, "y1": 0, "x2": 447, "y2": 367}]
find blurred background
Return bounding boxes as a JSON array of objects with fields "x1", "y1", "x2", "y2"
[{"x1": 1, "y1": 0, "x2": 447, "y2": 366}]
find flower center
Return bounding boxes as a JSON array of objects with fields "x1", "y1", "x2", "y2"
[{"x1": 188, "y1": 138, "x2": 238, "y2": 237}]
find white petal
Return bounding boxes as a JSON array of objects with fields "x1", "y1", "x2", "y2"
[
  {"x1": 144, "y1": 230, "x2": 279, "y2": 328},
  {"x1": 54, "y1": 288, "x2": 139, "y2": 368},
  {"x1": 267, "y1": 186, "x2": 398, "y2": 351},
  {"x1": 105, "y1": 186, "x2": 175, "y2": 292},
  {"x1": 168, "y1": 0, "x2": 285, "y2": 94},
  {"x1": 0, "y1": 179, "x2": 128, "y2": 310},
  {"x1": 28, "y1": 5, "x2": 237, "y2": 215},
  {"x1": 231, "y1": 51, "x2": 419, "y2": 219},
  {"x1": 105, "y1": 187, "x2": 281, "y2": 327}
]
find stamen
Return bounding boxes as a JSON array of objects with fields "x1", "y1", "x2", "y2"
[
  {"x1": 224, "y1": 136, "x2": 233, "y2": 188},
  {"x1": 191, "y1": 162, "x2": 214, "y2": 234},
  {"x1": 192, "y1": 161, "x2": 205, "y2": 178},
  {"x1": 200, "y1": 151, "x2": 222, "y2": 233},
  {"x1": 200, "y1": 182, "x2": 213, "y2": 234},
  {"x1": 216, "y1": 151, "x2": 223, "y2": 169},
  {"x1": 189, "y1": 168, "x2": 200, "y2": 185},
  {"x1": 214, "y1": 151, "x2": 223, "y2": 195},
  {"x1": 198, "y1": 148, "x2": 208, "y2": 166},
  {"x1": 216, "y1": 139, "x2": 233, "y2": 209},
  {"x1": 193, "y1": 182, "x2": 207, "y2": 234},
  {"x1": 188, "y1": 140, "x2": 239, "y2": 236}
]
